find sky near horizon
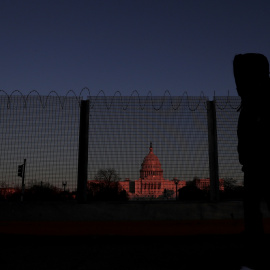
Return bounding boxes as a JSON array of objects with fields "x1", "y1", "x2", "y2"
[{"x1": 1, "y1": 0, "x2": 270, "y2": 98}]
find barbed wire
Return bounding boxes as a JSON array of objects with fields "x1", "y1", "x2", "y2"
[
  {"x1": 213, "y1": 91, "x2": 241, "y2": 110},
  {"x1": 0, "y1": 88, "x2": 241, "y2": 111},
  {"x1": 89, "y1": 89, "x2": 210, "y2": 111},
  {"x1": 0, "y1": 89, "x2": 84, "y2": 109}
]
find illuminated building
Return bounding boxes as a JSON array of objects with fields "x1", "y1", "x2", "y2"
[
  {"x1": 194, "y1": 178, "x2": 224, "y2": 191},
  {"x1": 119, "y1": 143, "x2": 186, "y2": 199},
  {"x1": 0, "y1": 187, "x2": 17, "y2": 199},
  {"x1": 88, "y1": 143, "x2": 224, "y2": 200}
]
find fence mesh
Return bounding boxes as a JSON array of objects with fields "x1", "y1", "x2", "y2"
[
  {"x1": 215, "y1": 96, "x2": 243, "y2": 184},
  {"x1": 0, "y1": 95, "x2": 80, "y2": 191},
  {"x1": 0, "y1": 92, "x2": 243, "y2": 195},
  {"x1": 88, "y1": 96, "x2": 209, "y2": 182},
  {"x1": 88, "y1": 95, "x2": 243, "y2": 185}
]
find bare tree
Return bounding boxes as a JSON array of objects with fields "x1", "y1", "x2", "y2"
[
  {"x1": 88, "y1": 168, "x2": 128, "y2": 201},
  {"x1": 94, "y1": 168, "x2": 121, "y2": 188}
]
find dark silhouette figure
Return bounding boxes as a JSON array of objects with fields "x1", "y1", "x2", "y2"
[{"x1": 233, "y1": 53, "x2": 270, "y2": 269}]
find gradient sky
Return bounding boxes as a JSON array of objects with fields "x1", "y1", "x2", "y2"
[{"x1": 1, "y1": 0, "x2": 270, "y2": 98}]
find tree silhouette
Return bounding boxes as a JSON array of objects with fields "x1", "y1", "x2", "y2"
[
  {"x1": 94, "y1": 168, "x2": 121, "y2": 188},
  {"x1": 88, "y1": 168, "x2": 127, "y2": 201}
]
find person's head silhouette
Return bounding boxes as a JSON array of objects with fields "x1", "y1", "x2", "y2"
[{"x1": 233, "y1": 53, "x2": 269, "y2": 99}]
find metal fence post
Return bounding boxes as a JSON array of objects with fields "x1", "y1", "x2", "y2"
[
  {"x1": 77, "y1": 99, "x2": 89, "y2": 203},
  {"x1": 207, "y1": 100, "x2": 219, "y2": 202}
]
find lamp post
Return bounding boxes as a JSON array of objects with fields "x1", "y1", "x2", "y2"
[
  {"x1": 18, "y1": 159, "x2": 26, "y2": 202},
  {"x1": 173, "y1": 177, "x2": 180, "y2": 201},
  {"x1": 62, "y1": 181, "x2": 67, "y2": 192}
]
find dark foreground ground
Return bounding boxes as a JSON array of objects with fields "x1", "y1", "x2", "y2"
[
  {"x1": 0, "y1": 234, "x2": 261, "y2": 270},
  {"x1": 1, "y1": 201, "x2": 269, "y2": 269},
  {"x1": 1, "y1": 224, "x2": 270, "y2": 270}
]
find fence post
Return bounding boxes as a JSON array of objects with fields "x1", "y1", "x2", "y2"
[
  {"x1": 207, "y1": 100, "x2": 219, "y2": 202},
  {"x1": 77, "y1": 99, "x2": 90, "y2": 203}
]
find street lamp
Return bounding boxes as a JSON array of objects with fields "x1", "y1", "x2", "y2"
[
  {"x1": 62, "y1": 181, "x2": 67, "y2": 192},
  {"x1": 173, "y1": 177, "x2": 180, "y2": 200}
]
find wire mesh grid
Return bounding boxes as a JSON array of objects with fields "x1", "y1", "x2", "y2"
[
  {"x1": 215, "y1": 96, "x2": 243, "y2": 184},
  {"x1": 0, "y1": 95, "x2": 80, "y2": 191},
  {"x1": 0, "y1": 92, "x2": 243, "y2": 195},
  {"x1": 88, "y1": 96, "x2": 210, "y2": 182}
]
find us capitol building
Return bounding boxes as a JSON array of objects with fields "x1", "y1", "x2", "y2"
[{"x1": 119, "y1": 143, "x2": 186, "y2": 199}]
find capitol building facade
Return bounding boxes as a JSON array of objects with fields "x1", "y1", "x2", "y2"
[
  {"x1": 88, "y1": 143, "x2": 224, "y2": 200},
  {"x1": 119, "y1": 143, "x2": 186, "y2": 199}
]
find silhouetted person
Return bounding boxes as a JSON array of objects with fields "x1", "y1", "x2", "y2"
[{"x1": 233, "y1": 53, "x2": 270, "y2": 269}]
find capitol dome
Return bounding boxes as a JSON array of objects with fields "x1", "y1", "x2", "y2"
[{"x1": 140, "y1": 142, "x2": 164, "y2": 179}]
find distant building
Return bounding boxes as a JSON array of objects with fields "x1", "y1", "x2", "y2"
[
  {"x1": 88, "y1": 143, "x2": 186, "y2": 200},
  {"x1": 87, "y1": 179, "x2": 119, "y2": 196},
  {"x1": 0, "y1": 187, "x2": 17, "y2": 198},
  {"x1": 88, "y1": 143, "x2": 224, "y2": 200},
  {"x1": 195, "y1": 178, "x2": 224, "y2": 191},
  {"x1": 119, "y1": 143, "x2": 186, "y2": 199}
]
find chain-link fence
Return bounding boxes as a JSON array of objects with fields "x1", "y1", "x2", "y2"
[{"x1": 0, "y1": 91, "x2": 242, "y2": 198}]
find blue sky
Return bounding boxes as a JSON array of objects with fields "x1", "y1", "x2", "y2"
[{"x1": 1, "y1": 0, "x2": 270, "y2": 98}]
